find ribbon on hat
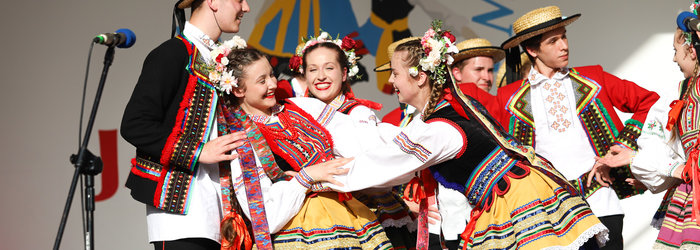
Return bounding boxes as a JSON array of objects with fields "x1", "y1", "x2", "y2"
[{"x1": 172, "y1": 0, "x2": 186, "y2": 38}]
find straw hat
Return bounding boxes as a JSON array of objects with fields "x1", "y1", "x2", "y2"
[
  {"x1": 177, "y1": 0, "x2": 196, "y2": 9},
  {"x1": 374, "y1": 37, "x2": 421, "y2": 72},
  {"x1": 452, "y1": 38, "x2": 505, "y2": 65},
  {"x1": 501, "y1": 6, "x2": 580, "y2": 49}
]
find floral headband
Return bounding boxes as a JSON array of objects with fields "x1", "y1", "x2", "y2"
[
  {"x1": 207, "y1": 36, "x2": 247, "y2": 94},
  {"x1": 288, "y1": 31, "x2": 362, "y2": 79},
  {"x1": 683, "y1": 0, "x2": 700, "y2": 46},
  {"x1": 410, "y1": 20, "x2": 458, "y2": 86}
]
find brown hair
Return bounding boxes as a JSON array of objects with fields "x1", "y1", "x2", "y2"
[
  {"x1": 394, "y1": 40, "x2": 447, "y2": 118},
  {"x1": 302, "y1": 42, "x2": 351, "y2": 96},
  {"x1": 222, "y1": 48, "x2": 268, "y2": 106},
  {"x1": 520, "y1": 34, "x2": 542, "y2": 63}
]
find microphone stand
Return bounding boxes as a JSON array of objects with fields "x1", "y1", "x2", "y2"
[{"x1": 53, "y1": 45, "x2": 115, "y2": 250}]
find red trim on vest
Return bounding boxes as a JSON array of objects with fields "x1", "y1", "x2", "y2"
[{"x1": 426, "y1": 118, "x2": 467, "y2": 158}]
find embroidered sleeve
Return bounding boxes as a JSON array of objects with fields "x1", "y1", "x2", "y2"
[
  {"x1": 614, "y1": 119, "x2": 643, "y2": 150},
  {"x1": 392, "y1": 132, "x2": 433, "y2": 163}
]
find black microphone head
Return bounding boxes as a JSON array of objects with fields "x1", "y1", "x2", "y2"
[
  {"x1": 678, "y1": 11, "x2": 697, "y2": 33},
  {"x1": 115, "y1": 28, "x2": 136, "y2": 48}
]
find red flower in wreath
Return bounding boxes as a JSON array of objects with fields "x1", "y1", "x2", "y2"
[
  {"x1": 341, "y1": 36, "x2": 356, "y2": 51},
  {"x1": 289, "y1": 55, "x2": 303, "y2": 73},
  {"x1": 443, "y1": 31, "x2": 456, "y2": 43}
]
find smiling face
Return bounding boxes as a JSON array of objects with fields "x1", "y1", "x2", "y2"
[
  {"x1": 673, "y1": 29, "x2": 698, "y2": 79},
  {"x1": 452, "y1": 56, "x2": 495, "y2": 91},
  {"x1": 234, "y1": 58, "x2": 278, "y2": 116},
  {"x1": 303, "y1": 46, "x2": 347, "y2": 103},
  {"x1": 389, "y1": 50, "x2": 427, "y2": 109},
  {"x1": 525, "y1": 27, "x2": 569, "y2": 77},
  {"x1": 215, "y1": 0, "x2": 250, "y2": 33}
]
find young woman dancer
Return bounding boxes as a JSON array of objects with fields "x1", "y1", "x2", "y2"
[
  {"x1": 214, "y1": 47, "x2": 392, "y2": 249},
  {"x1": 589, "y1": 10, "x2": 700, "y2": 247},
  {"x1": 289, "y1": 31, "x2": 417, "y2": 248},
  {"x1": 291, "y1": 21, "x2": 609, "y2": 249}
]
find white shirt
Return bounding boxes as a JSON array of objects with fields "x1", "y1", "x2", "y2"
[
  {"x1": 290, "y1": 97, "x2": 470, "y2": 240},
  {"x1": 630, "y1": 97, "x2": 684, "y2": 193},
  {"x1": 528, "y1": 67, "x2": 623, "y2": 217},
  {"x1": 146, "y1": 23, "x2": 309, "y2": 243}
]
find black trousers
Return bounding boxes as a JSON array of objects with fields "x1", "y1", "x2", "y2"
[
  {"x1": 429, "y1": 233, "x2": 460, "y2": 250},
  {"x1": 152, "y1": 238, "x2": 220, "y2": 250},
  {"x1": 599, "y1": 214, "x2": 624, "y2": 250}
]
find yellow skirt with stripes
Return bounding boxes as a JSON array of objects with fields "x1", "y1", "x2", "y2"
[
  {"x1": 463, "y1": 165, "x2": 609, "y2": 249},
  {"x1": 273, "y1": 192, "x2": 393, "y2": 249}
]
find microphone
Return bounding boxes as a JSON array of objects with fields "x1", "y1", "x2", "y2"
[
  {"x1": 93, "y1": 28, "x2": 136, "y2": 48},
  {"x1": 677, "y1": 11, "x2": 700, "y2": 33}
]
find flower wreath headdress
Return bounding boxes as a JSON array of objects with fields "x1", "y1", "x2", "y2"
[
  {"x1": 683, "y1": 0, "x2": 700, "y2": 46},
  {"x1": 411, "y1": 20, "x2": 459, "y2": 86},
  {"x1": 207, "y1": 36, "x2": 247, "y2": 94},
  {"x1": 288, "y1": 31, "x2": 362, "y2": 79}
]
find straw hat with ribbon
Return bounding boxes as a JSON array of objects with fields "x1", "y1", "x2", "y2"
[
  {"x1": 452, "y1": 38, "x2": 505, "y2": 66},
  {"x1": 501, "y1": 6, "x2": 580, "y2": 84},
  {"x1": 374, "y1": 37, "x2": 421, "y2": 72}
]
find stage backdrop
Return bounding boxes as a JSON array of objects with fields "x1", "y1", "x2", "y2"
[{"x1": 0, "y1": 0, "x2": 689, "y2": 249}]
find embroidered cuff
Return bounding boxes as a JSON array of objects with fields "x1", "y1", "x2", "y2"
[
  {"x1": 294, "y1": 169, "x2": 315, "y2": 189},
  {"x1": 614, "y1": 119, "x2": 643, "y2": 150},
  {"x1": 668, "y1": 161, "x2": 684, "y2": 178}
]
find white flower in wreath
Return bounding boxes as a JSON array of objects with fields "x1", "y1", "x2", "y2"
[
  {"x1": 348, "y1": 65, "x2": 359, "y2": 77},
  {"x1": 428, "y1": 38, "x2": 444, "y2": 54},
  {"x1": 219, "y1": 71, "x2": 238, "y2": 94},
  {"x1": 224, "y1": 36, "x2": 247, "y2": 50},
  {"x1": 446, "y1": 54, "x2": 454, "y2": 66},
  {"x1": 317, "y1": 31, "x2": 331, "y2": 41},
  {"x1": 208, "y1": 71, "x2": 221, "y2": 83},
  {"x1": 427, "y1": 50, "x2": 442, "y2": 67},
  {"x1": 419, "y1": 58, "x2": 434, "y2": 72},
  {"x1": 408, "y1": 66, "x2": 419, "y2": 77},
  {"x1": 446, "y1": 41, "x2": 458, "y2": 54},
  {"x1": 220, "y1": 56, "x2": 229, "y2": 66}
]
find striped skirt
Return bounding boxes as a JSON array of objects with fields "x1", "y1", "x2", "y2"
[
  {"x1": 273, "y1": 192, "x2": 393, "y2": 249},
  {"x1": 654, "y1": 183, "x2": 700, "y2": 249},
  {"x1": 461, "y1": 164, "x2": 608, "y2": 249}
]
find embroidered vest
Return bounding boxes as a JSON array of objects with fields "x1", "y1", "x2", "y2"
[
  {"x1": 504, "y1": 68, "x2": 643, "y2": 199},
  {"x1": 129, "y1": 35, "x2": 221, "y2": 214}
]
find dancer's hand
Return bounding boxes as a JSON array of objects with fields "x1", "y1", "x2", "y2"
[
  {"x1": 303, "y1": 158, "x2": 352, "y2": 187},
  {"x1": 595, "y1": 145, "x2": 635, "y2": 168},
  {"x1": 199, "y1": 131, "x2": 247, "y2": 164},
  {"x1": 587, "y1": 161, "x2": 613, "y2": 188}
]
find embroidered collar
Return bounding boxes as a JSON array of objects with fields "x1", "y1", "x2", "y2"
[
  {"x1": 247, "y1": 104, "x2": 285, "y2": 123},
  {"x1": 527, "y1": 66, "x2": 570, "y2": 86},
  {"x1": 328, "y1": 94, "x2": 347, "y2": 110},
  {"x1": 184, "y1": 22, "x2": 218, "y2": 52}
]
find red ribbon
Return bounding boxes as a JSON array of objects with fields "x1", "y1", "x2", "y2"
[
  {"x1": 220, "y1": 212, "x2": 253, "y2": 250},
  {"x1": 667, "y1": 100, "x2": 685, "y2": 131},
  {"x1": 402, "y1": 169, "x2": 436, "y2": 249},
  {"x1": 682, "y1": 146, "x2": 700, "y2": 225},
  {"x1": 346, "y1": 89, "x2": 383, "y2": 111},
  {"x1": 338, "y1": 192, "x2": 353, "y2": 202},
  {"x1": 460, "y1": 208, "x2": 484, "y2": 250}
]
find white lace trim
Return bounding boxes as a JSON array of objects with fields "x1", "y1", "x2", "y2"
[
  {"x1": 541, "y1": 222, "x2": 609, "y2": 250},
  {"x1": 380, "y1": 216, "x2": 417, "y2": 232}
]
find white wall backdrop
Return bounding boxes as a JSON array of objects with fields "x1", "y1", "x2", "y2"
[{"x1": 0, "y1": 1, "x2": 689, "y2": 249}]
